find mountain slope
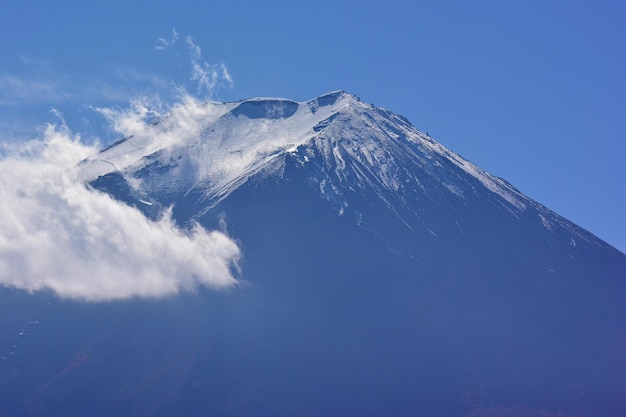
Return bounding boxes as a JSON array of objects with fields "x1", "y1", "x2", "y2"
[
  {"x1": 2, "y1": 91, "x2": 625, "y2": 417},
  {"x1": 82, "y1": 91, "x2": 616, "y2": 254}
]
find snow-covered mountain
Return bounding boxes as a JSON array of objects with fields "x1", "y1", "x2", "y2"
[
  {"x1": 2, "y1": 91, "x2": 625, "y2": 417},
  {"x1": 80, "y1": 91, "x2": 613, "y2": 253}
]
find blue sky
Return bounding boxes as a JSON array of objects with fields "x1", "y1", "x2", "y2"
[{"x1": 1, "y1": 0, "x2": 625, "y2": 252}]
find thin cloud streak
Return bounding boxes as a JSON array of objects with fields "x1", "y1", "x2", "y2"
[
  {"x1": 0, "y1": 74, "x2": 74, "y2": 106},
  {"x1": 0, "y1": 70, "x2": 170, "y2": 108},
  {"x1": 155, "y1": 28, "x2": 179, "y2": 50},
  {"x1": 2, "y1": 31, "x2": 231, "y2": 110},
  {"x1": 186, "y1": 36, "x2": 233, "y2": 99}
]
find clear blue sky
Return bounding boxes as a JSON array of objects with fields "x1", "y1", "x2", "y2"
[{"x1": 1, "y1": 0, "x2": 624, "y2": 252}]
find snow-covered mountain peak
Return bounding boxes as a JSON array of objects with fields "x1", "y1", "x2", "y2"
[
  {"x1": 78, "y1": 91, "x2": 608, "y2": 251},
  {"x1": 79, "y1": 91, "x2": 530, "y2": 211},
  {"x1": 78, "y1": 91, "x2": 359, "y2": 200}
]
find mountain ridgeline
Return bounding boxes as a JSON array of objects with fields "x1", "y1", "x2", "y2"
[{"x1": 2, "y1": 91, "x2": 625, "y2": 417}]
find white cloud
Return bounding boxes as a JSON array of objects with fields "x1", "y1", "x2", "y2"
[
  {"x1": 221, "y1": 63, "x2": 233, "y2": 85},
  {"x1": 186, "y1": 36, "x2": 234, "y2": 98},
  {"x1": 155, "y1": 28, "x2": 179, "y2": 51},
  {"x1": 0, "y1": 124, "x2": 241, "y2": 301},
  {"x1": 91, "y1": 92, "x2": 231, "y2": 167},
  {"x1": 0, "y1": 36, "x2": 241, "y2": 301}
]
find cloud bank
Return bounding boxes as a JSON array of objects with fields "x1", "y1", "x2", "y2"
[{"x1": 0, "y1": 123, "x2": 241, "y2": 301}]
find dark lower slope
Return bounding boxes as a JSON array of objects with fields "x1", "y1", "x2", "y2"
[
  {"x1": 1, "y1": 157, "x2": 625, "y2": 417},
  {"x1": 196, "y1": 155, "x2": 626, "y2": 417}
]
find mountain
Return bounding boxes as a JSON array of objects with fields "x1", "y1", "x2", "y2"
[{"x1": 2, "y1": 91, "x2": 625, "y2": 417}]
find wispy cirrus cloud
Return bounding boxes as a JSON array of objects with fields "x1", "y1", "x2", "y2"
[
  {"x1": 0, "y1": 62, "x2": 173, "y2": 139},
  {"x1": 186, "y1": 36, "x2": 233, "y2": 98},
  {"x1": 2, "y1": 32, "x2": 232, "y2": 115},
  {"x1": 0, "y1": 122, "x2": 241, "y2": 301},
  {"x1": 0, "y1": 68, "x2": 169, "y2": 109},
  {"x1": 0, "y1": 74, "x2": 74, "y2": 106},
  {"x1": 153, "y1": 28, "x2": 234, "y2": 98},
  {"x1": 155, "y1": 28, "x2": 179, "y2": 50}
]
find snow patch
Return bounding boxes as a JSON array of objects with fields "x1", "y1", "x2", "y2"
[{"x1": 539, "y1": 214, "x2": 553, "y2": 231}]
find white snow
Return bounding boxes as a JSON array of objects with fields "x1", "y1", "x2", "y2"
[
  {"x1": 79, "y1": 92, "x2": 357, "y2": 203},
  {"x1": 539, "y1": 214, "x2": 553, "y2": 231}
]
